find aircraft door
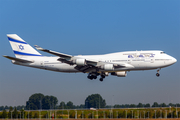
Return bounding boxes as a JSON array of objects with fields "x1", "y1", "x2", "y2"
[
  {"x1": 40, "y1": 61, "x2": 44, "y2": 68},
  {"x1": 151, "y1": 58, "x2": 154, "y2": 63},
  {"x1": 128, "y1": 59, "x2": 131, "y2": 64}
]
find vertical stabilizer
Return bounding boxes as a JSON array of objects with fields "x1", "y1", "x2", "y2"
[{"x1": 7, "y1": 34, "x2": 42, "y2": 58}]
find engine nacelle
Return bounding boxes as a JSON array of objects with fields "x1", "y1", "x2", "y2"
[
  {"x1": 74, "y1": 59, "x2": 86, "y2": 66},
  {"x1": 111, "y1": 71, "x2": 127, "y2": 77},
  {"x1": 101, "y1": 64, "x2": 114, "y2": 71}
]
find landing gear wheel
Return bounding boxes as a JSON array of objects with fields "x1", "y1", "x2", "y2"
[
  {"x1": 156, "y1": 68, "x2": 161, "y2": 77},
  {"x1": 99, "y1": 78, "x2": 103, "y2": 82},
  {"x1": 101, "y1": 75, "x2": 105, "y2": 78},
  {"x1": 156, "y1": 73, "x2": 160, "y2": 77},
  {"x1": 87, "y1": 72, "x2": 99, "y2": 80},
  {"x1": 87, "y1": 75, "x2": 93, "y2": 80},
  {"x1": 90, "y1": 76, "x2": 94, "y2": 80}
]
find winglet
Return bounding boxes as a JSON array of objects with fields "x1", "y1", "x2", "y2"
[{"x1": 34, "y1": 45, "x2": 44, "y2": 51}]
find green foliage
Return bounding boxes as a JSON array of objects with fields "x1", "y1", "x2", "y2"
[
  {"x1": 33, "y1": 112, "x2": 39, "y2": 118},
  {"x1": 20, "y1": 109, "x2": 26, "y2": 118},
  {"x1": 8, "y1": 106, "x2": 13, "y2": 118},
  {"x1": 87, "y1": 112, "x2": 92, "y2": 118},
  {"x1": 127, "y1": 111, "x2": 132, "y2": 118},
  {"x1": 152, "y1": 102, "x2": 159, "y2": 107},
  {"x1": 112, "y1": 111, "x2": 117, "y2": 118},
  {"x1": 1, "y1": 110, "x2": 8, "y2": 118},
  {"x1": 121, "y1": 110, "x2": 126, "y2": 118},
  {"x1": 85, "y1": 94, "x2": 106, "y2": 108},
  {"x1": 42, "y1": 95, "x2": 58, "y2": 109},
  {"x1": 114, "y1": 104, "x2": 121, "y2": 108},
  {"x1": 69, "y1": 111, "x2": 75, "y2": 118},
  {"x1": 1, "y1": 108, "x2": 180, "y2": 119},
  {"x1": 42, "y1": 113, "x2": 47, "y2": 118},
  {"x1": 160, "y1": 103, "x2": 167, "y2": 107},
  {"x1": 0, "y1": 112, "x2": 2, "y2": 118},
  {"x1": 67, "y1": 101, "x2": 74, "y2": 109},
  {"x1": 29, "y1": 111, "x2": 33, "y2": 118},
  {"x1": 12, "y1": 107, "x2": 18, "y2": 118},
  {"x1": 129, "y1": 104, "x2": 136, "y2": 108},
  {"x1": 79, "y1": 112, "x2": 84, "y2": 118},
  {"x1": 84, "y1": 111, "x2": 88, "y2": 118},
  {"x1": 58, "y1": 101, "x2": 76, "y2": 109},
  {"x1": 59, "y1": 101, "x2": 66, "y2": 109},
  {"x1": 137, "y1": 103, "x2": 143, "y2": 107},
  {"x1": 0, "y1": 106, "x2": 4, "y2": 111},
  {"x1": 178, "y1": 111, "x2": 180, "y2": 118},
  {"x1": 173, "y1": 111, "x2": 177, "y2": 118},
  {"x1": 26, "y1": 93, "x2": 44, "y2": 110},
  {"x1": 149, "y1": 110, "x2": 154, "y2": 118},
  {"x1": 145, "y1": 103, "x2": 150, "y2": 107},
  {"x1": 26, "y1": 93, "x2": 58, "y2": 110}
]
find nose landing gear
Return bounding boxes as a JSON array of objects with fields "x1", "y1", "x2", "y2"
[
  {"x1": 156, "y1": 73, "x2": 160, "y2": 77},
  {"x1": 156, "y1": 68, "x2": 161, "y2": 77}
]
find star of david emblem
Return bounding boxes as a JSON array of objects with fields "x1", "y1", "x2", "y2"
[{"x1": 19, "y1": 45, "x2": 24, "y2": 50}]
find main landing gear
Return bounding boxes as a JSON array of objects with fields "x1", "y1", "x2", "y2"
[
  {"x1": 156, "y1": 68, "x2": 161, "y2": 77},
  {"x1": 87, "y1": 72, "x2": 107, "y2": 82},
  {"x1": 99, "y1": 74, "x2": 105, "y2": 82},
  {"x1": 87, "y1": 73, "x2": 99, "y2": 80}
]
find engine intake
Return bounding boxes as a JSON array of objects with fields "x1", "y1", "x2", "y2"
[{"x1": 111, "y1": 71, "x2": 127, "y2": 77}]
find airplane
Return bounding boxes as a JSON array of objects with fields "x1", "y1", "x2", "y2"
[{"x1": 3, "y1": 34, "x2": 177, "y2": 82}]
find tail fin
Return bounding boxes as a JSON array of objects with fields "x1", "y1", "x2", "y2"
[{"x1": 7, "y1": 34, "x2": 42, "y2": 58}]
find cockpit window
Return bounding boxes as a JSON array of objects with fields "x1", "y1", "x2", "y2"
[{"x1": 160, "y1": 52, "x2": 166, "y2": 54}]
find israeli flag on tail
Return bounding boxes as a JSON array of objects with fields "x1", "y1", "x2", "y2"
[{"x1": 7, "y1": 34, "x2": 42, "y2": 58}]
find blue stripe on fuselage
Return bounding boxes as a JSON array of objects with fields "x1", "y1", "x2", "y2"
[
  {"x1": 14, "y1": 51, "x2": 42, "y2": 56},
  {"x1": 8, "y1": 37, "x2": 27, "y2": 44}
]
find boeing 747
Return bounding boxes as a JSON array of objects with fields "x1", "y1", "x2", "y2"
[{"x1": 4, "y1": 34, "x2": 177, "y2": 81}]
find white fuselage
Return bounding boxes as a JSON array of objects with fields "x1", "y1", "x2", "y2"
[
  {"x1": 12, "y1": 50, "x2": 177, "y2": 73},
  {"x1": 5, "y1": 34, "x2": 177, "y2": 81}
]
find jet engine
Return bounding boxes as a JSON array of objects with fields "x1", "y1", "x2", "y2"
[
  {"x1": 111, "y1": 71, "x2": 127, "y2": 77},
  {"x1": 101, "y1": 64, "x2": 114, "y2": 71},
  {"x1": 74, "y1": 59, "x2": 86, "y2": 66}
]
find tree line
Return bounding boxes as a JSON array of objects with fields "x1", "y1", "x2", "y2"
[
  {"x1": 0, "y1": 107, "x2": 180, "y2": 119},
  {"x1": 0, "y1": 93, "x2": 180, "y2": 111}
]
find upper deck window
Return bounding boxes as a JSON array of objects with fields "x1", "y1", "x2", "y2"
[{"x1": 160, "y1": 52, "x2": 166, "y2": 54}]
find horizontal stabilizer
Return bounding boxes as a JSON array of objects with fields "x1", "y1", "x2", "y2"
[{"x1": 3, "y1": 55, "x2": 34, "y2": 63}]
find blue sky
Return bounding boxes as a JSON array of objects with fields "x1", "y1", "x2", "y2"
[{"x1": 0, "y1": 0, "x2": 180, "y2": 107}]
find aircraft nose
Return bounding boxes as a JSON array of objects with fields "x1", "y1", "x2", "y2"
[{"x1": 172, "y1": 57, "x2": 177, "y2": 63}]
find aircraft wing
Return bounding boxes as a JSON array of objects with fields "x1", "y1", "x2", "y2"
[
  {"x1": 74, "y1": 61, "x2": 128, "y2": 73},
  {"x1": 34, "y1": 45, "x2": 72, "y2": 59},
  {"x1": 35, "y1": 45, "x2": 75, "y2": 64},
  {"x1": 35, "y1": 46, "x2": 132, "y2": 72},
  {"x1": 3, "y1": 55, "x2": 34, "y2": 63},
  {"x1": 75, "y1": 65, "x2": 97, "y2": 73},
  {"x1": 74, "y1": 59, "x2": 128, "y2": 73}
]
